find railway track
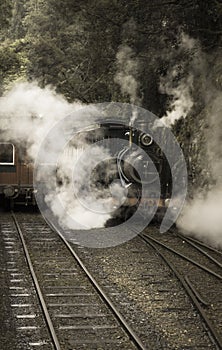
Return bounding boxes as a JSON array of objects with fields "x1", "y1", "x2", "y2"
[
  {"x1": 1, "y1": 212, "x2": 221, "y2": 349},
  {"x1": 0, "y1": 212, "x2": 146, "y2": 350},
  {"x1": 67, "y1": 225, "x2": 220, "y2": 349},
  {"x1": 140, "y1": 228, "x2": 222, "y2": 349}
]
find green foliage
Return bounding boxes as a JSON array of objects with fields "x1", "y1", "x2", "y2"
[
  {"x1": 0, "y1": 0, "x2": 221, "y2": 107},
  {"x1": 0, "y1": 46, "x2": 19, "y2": 73},
  {"x1": 9, "y1": 0, "x2": 26, "y2": 39},
  {"x1": 0, "y1": 0, "x2": 221, "y2": 193},
  {"x1": 0, "y1": 0, "x2": 12, "y2": 30},
  {"x1": 0, "y1": 40, "x2": 28, "y2": 92},
  {"x1": 26, "y1": 37, "x2": 65, "y2": 86}
]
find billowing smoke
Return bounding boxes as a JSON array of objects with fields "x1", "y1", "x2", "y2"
[
  {"x1": 178, "y1": 189, "x2": 222, "y2": 247},
  {"x1": 44, "y1": 144, "x2": 121, "y2": 229},
  {"x1": 160, "y1": 33, "x2": 201, "y2": 126},
  {"x1": 173, "y1": 38, "x2": 222, "y2": 247},
  {"x1": 114, "y1": 19, "x2": 141, "y2": 125},
  {"x1": 160, "y1": 73, "x2": 194, "y2": 127},
  {"x1": 0, "y1": 82, "x2": 81, "y2": 159},
  {"x1": 115, "y1": 44, "x2": 140, "y2": 106},
  {"x1": 177, "y1": 89, "x2": 222, "y2": 247},
  {"x1": 0, "y1": 82, "x2": 123, "y2": 229}
]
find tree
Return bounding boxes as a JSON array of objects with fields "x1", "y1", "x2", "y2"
[{"x1": 0, "y1": 0, "x2": 12, "y2": 31}]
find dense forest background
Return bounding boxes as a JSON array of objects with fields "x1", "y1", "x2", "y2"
[
  {"x1": 1, "y1": 1, "x2": 222, "y2": 109},
  {"x1": 1, "y1": 0, "x2": 222, "y2": 192}
]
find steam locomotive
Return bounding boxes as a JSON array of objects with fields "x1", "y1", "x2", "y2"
[
  {"x1": 0, "y1": 122, "x2": 172, "y2": 223},
  {"x1": 57, "y1": 121, "x2": 172, "y2": 224}
]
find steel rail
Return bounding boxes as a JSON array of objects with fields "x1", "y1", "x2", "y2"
[
  {"x1": 177, "y1": 233, "x2": 222, "y2": 268},
  {"x1": 175, "y1": 232, "x2": 222, "y2": 255},
  {"x1": 11, "y1": 212, "x2": 61, "y2": 350},
  {"x1": 139, "y1": 233, "x2": 222, "y2": 349},
  {"x1": 184, "y1": 276, "x2": 210, "y2": 307},
  {"x1": 48, "y1": 220, "x2": 148, "y2": 350},
  {"x1": 141, "y1": 233, "x2": 222, "y2": 280},
  {"x1": 169, "y1": 228, "x2": 222, "y2": 257}
]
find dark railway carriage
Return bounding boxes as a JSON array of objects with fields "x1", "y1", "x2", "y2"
[{"x1": 0, "y1": 142, "x2": 36, "y2": 208}]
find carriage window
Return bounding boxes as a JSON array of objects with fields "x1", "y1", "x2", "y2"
[{"x1": 0, "y1": 143, "x2": 15, "y2": 165}]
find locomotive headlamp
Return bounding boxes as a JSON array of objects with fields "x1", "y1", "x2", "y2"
[
  {"x1": 164, "y1": 198, "x2": 171, "y2": 207},
  {"x1": 140, "y1": 133, "x2": 153, "y2": 146}
]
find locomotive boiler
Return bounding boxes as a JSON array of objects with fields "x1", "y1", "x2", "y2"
[{"x1": 60, "y1": 121, "x2": 172, "y2": 224}]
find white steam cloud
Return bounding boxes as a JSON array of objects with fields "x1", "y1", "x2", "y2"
[
  {"x1": 0, "y1": 82, "x2": 122, "y2": 229},
  {"x1": 160, "y1": 33, "x2": 200, "y2": 126},
  {"x1": 114, "y1": 19, "x2": 141, "y2": 125},
  {"x1": 0, "y1": 82, "x2": 81, "y2": 159},
  {"x1": 178, "y1": 189, "x2": 222, "y2": 247},
  {"x1": 44, "y1": 145, "x2": 120, "y2": 229},
  {"x1": 115, "y1": 44, "x2": 140, "y2": 106},
  {"x1": 178, "y1": 91, "x2": 222, "y2": 247},
  {"x1": 160, "y1": 73, "x2": 194, "y2": 126},
  {"x1": 174, "y1": 37, "x2": 222, "y2": 248}
]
